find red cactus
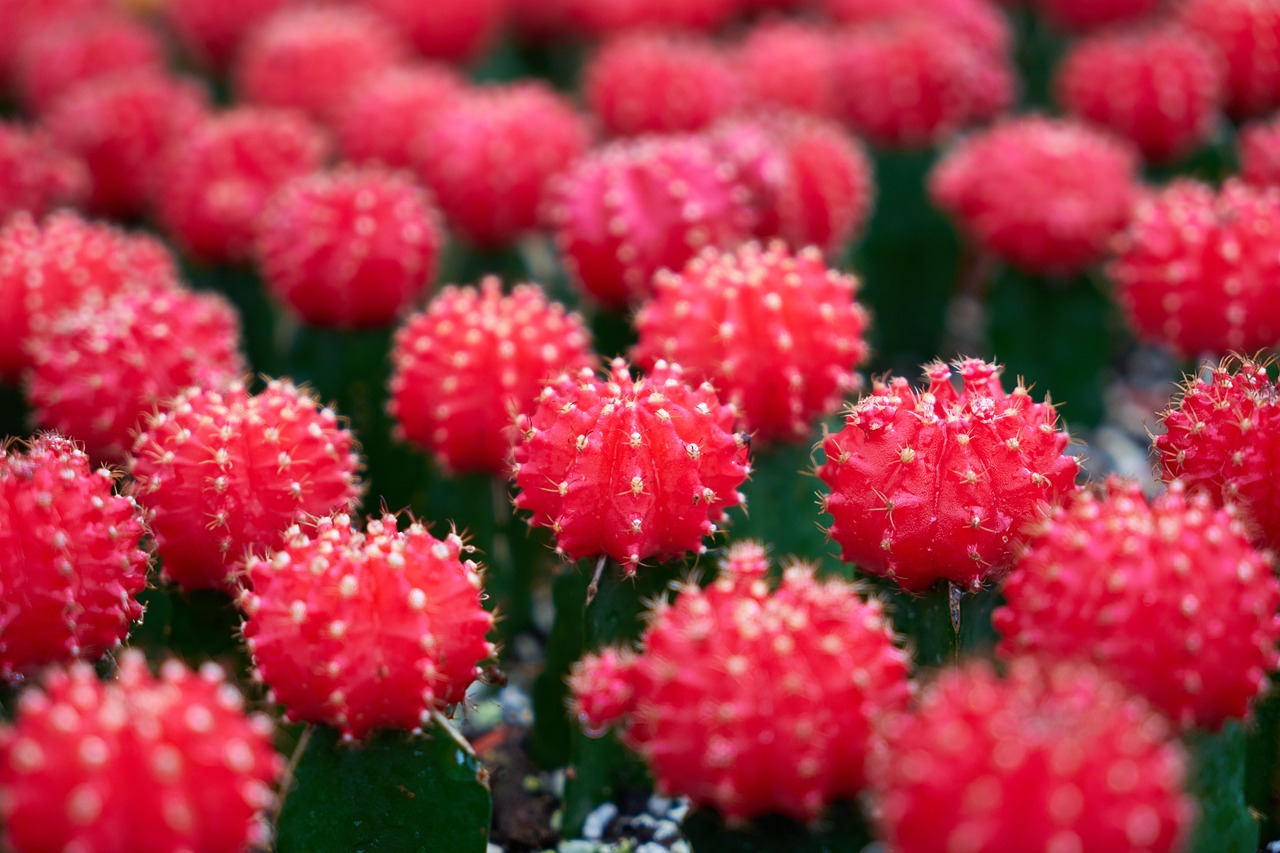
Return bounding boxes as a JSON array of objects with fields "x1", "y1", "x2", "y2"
[
  {"x1": 930, "y1": 116, "x2": 1140, "y2": 275},
  {"x1": 353, "y1": 0, "x2": 507, "y2": 65},
  {"x1": 1035, "y1": 0, "x2": 1162, "y2": 31},
  {"x1": 1108, "y1": 178, "x2": 1280, "y2": 357},
  {"x1": 512, "y1": 358, "x2": 750, "y2": 569},
  {"x1": 0, "y1": 652, "x2": 281, "y2": 853},
  {"x1": 546, "y1": 135, "x2": 755, "y2": 309},
  {"x1": 820, "y1": 0, "x2": 1012, "y2": 56},
  {"x1": 996, "y1": 479, "x2": 1280, "y2": 730},
  {"x1": 818, "y1": 359, "x2": 1080, "y2": 592},
  {"x1": 241, "y1": 512, "x2": 495, "y2": 740},
  {"x1": 871, "y1": 659, "x2": 1193, "y2": 853},
  {"x1": 162, "y1": 0, "x2": 289, "y2": 71},
  {"x1": 25, "y1": 288, "x2": 245, "y2": 462},
  {"x1": 255, "y1": 167, "x2": 443, "y2": 329},
  {"x1": 235, "y1": 6, "x2": 409, "y2": 126},
  {"x1": 1176, "y1": 0, "x2": 1280, "y2": 120},
  {"x1": 128, "y1": 380, "x2": 363, "y2": 591},
  {"x1": 1154, "y1": 356, "x2": 1280, "y2": 552},
  {"x1": 334, "y1": 65, "x2": 465, "y2": 169},
  {"x1": 1241, "y1": 114, "x2": 1280, "y2": 189},
  {"x1": 571, "y1": 542, "x2": 911, "y2": 822},
  {"x1": 568, "y1": 0, "x2": 740, "y2": 36},
  {"x1": 389, "y1": 278, "x2": 595, "y2": 474},
  {"x1": 155, "y1": 107, "x2": 329, "y2": 265},
  {"x1": 711, "y1": 115, "x2": 875, "y2": 257},
  {"x1": 0, "y1": 212, "x2": 179, "y2": 383},
  {"x1": 0, "y1": 122, "x2": 88, "y2": 223},
  {"x1": 0, "y1": 0, "x2": 108, "y2": 85},
  {"x1": 634, "y1": 243, "x2": 870, "y2": 444},
  {"x1": 584, "y1": 33, "x2": 741, "y2": 138},
  {"x1": 0, "y1": 435, "x2": 148, "y2": 679},
  {"x1": 1056, "y1": 25, "x2": 1224, "y2": 164},
  {"x1": 413, "y1": 82, "x2": 590, "y2": 248},
  {"x1": 15, "y1": 15, "x2": 167, "y2": 115},
  {"x1": 832, "y1": 19, "x2": 1015, "y2": 149},
  {"x1": 43, "y1": 71, "x2": 210, "y2": 219},
  {"x1": 734, "y1": 21, "x2": 840, "y2": 121}
]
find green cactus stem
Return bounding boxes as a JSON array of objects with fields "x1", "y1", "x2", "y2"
[
  {"x1": 1186, "y1": 720, "x2": 1257, "y2": 853},
  {"x1": 275, "y1": 713, "x2": 492, "y2": 853}
]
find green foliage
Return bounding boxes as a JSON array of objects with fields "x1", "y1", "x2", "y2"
[{"x1": 276, "y1": 716, "x2": 492, "y2": 853}]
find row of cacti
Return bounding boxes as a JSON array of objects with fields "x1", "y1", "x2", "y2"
[{"x1": 2, "y1": 0, "x2": 1280, "y2": 851}]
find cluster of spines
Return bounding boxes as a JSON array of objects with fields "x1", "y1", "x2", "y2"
[
  {"x1": 240, "y1": 512, "x2": 496, "y2": 741},
  {"x1": 819, "y1": 358, "x2": 1080, "y2": 591}
]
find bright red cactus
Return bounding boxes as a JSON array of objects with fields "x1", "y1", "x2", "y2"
[
  {"x1": 1057, "y1": 25, "x2": 1224, "y2": 164},
  {"x1": 353, "y1": 0, "x2": 507, "y2": 64},
  {"x1": 128, "y1": 380, "x2": 363, "y2": 591},
  {"x1": 1035, "y1": 0, "x2": 1162, "y2": 31},
  {"x1": 995, "y1": 479, "x2": 1280, "y2": 730},
  {"x1": 584, "y1": 33, "x2": 741, "y2": 137},
  {"x1": 0, "y1": 122, "x2": 88, "y2": 223},
  {"x1": 1176, "y1": 0, "x2": 1280, "y2": 120},
  {"x1": 0, "y1": 652, "x2": 281, "y2": 853},
  {"x1": 735, "y1": 21, "x2": 840, "y2": 120},
  {"x1": 546, "y1": 135, "x2": 755, "y2": 309},
  {"x1": 0, "y1": 0, "x2": 108, "y2": 85},
  {"x1": 634, "y1": 243, "x2": 869, "y2": 444},
  {"x1": 235, "y1": 6, "x2": 409, "y2": 126},
  {"x1": 512, "y1": 358, "x2": 750, "y2": 569},
  {"x1": 818, "y1": 359, "x2": 1080, "y2": 592},
  {"x1": 0, "y1": 435, "x2": 148, "y2": 679},
  {"x1": 15, "y1": 15, "x2": 167, "y2": 115},
  {"x1": 712, "y1": 115, "x2": 875, "y2": 257},
  {"x1": 820, "y1": 0, "x2": 1012, "y2": 56},
  {"x1": 155, "y1": 108, "x2": 329, "y2": 265},
  {"x1": 413, "y1": 82, "x2": 590, "y2": 248},
  {"x1": 334, "y1": 65, "x2": 465, "y2": 169},
  {"x1": 241, "y1": 512, "x2": 494, "y2": 740},
  {"x1": 871, "y1": 659, "x2": 1193, "y2": 853},
  {"x1": 1241, "y1": 115, "x2": 1280, "y2": 189},
  {"x1": 930, "y1": 116, "x2": 1140, "y2": 275},
  {"x1": 26, "y1": 288, "x2": 245, "y2": 462},
  {"x1": 832, "y1": 19, "x2": 1015, "y2": 150},
  {"x1": 1154, "y1": 356, "x2": 1280, "y2": 552},
  {"x1": 389, "y1": 278, "x2": 595, "y2": 474},
  {"x1": 162, "y1": 0, "x2": 289, "y2": 71},
  {"x1": 0, "y1": 212, "x2": 179, "y2": 383},
  {"x1": 571, "y1": 541, "x2": 911, "y2": 822},
  {"x1": 1109, "y1": 178, "x2": 1280, "y2": 356},
  {"x1": 43, "y1": 71, "x2": 210, "y2": 219},
  {"x1": 568, "y1": 0, "x2": 740, "y2": 36},
  {"x1": 256, "y1": 167, "x2": 443, "y2": 329}
]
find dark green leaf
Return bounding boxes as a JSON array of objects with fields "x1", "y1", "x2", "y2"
[{"x1": 276, "y1": 715, "x2": 492, "y2": 853}]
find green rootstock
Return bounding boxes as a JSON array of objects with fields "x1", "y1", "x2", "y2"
[
  {"x1": 1186, "y1": 721, "x2": 1258, "y2": 853},
  {"x1": 682, "y1": 800, "x2": 874, "y2": 853},
  {"x1": 275, "y1": 714, "x2": 492, "y2": 853},
  {"x1": 183, "y1": 263, "x2": 283, "y2": 382},
  {"x1": 868, "y1": 578, "x2": 1002, "y2": 670},
  {"x1": 733, "y1": 433, "x2": 845, "y2": 577},
  {"x1": 533, "y1": 562, "x2": 683, "y2": 837}
]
